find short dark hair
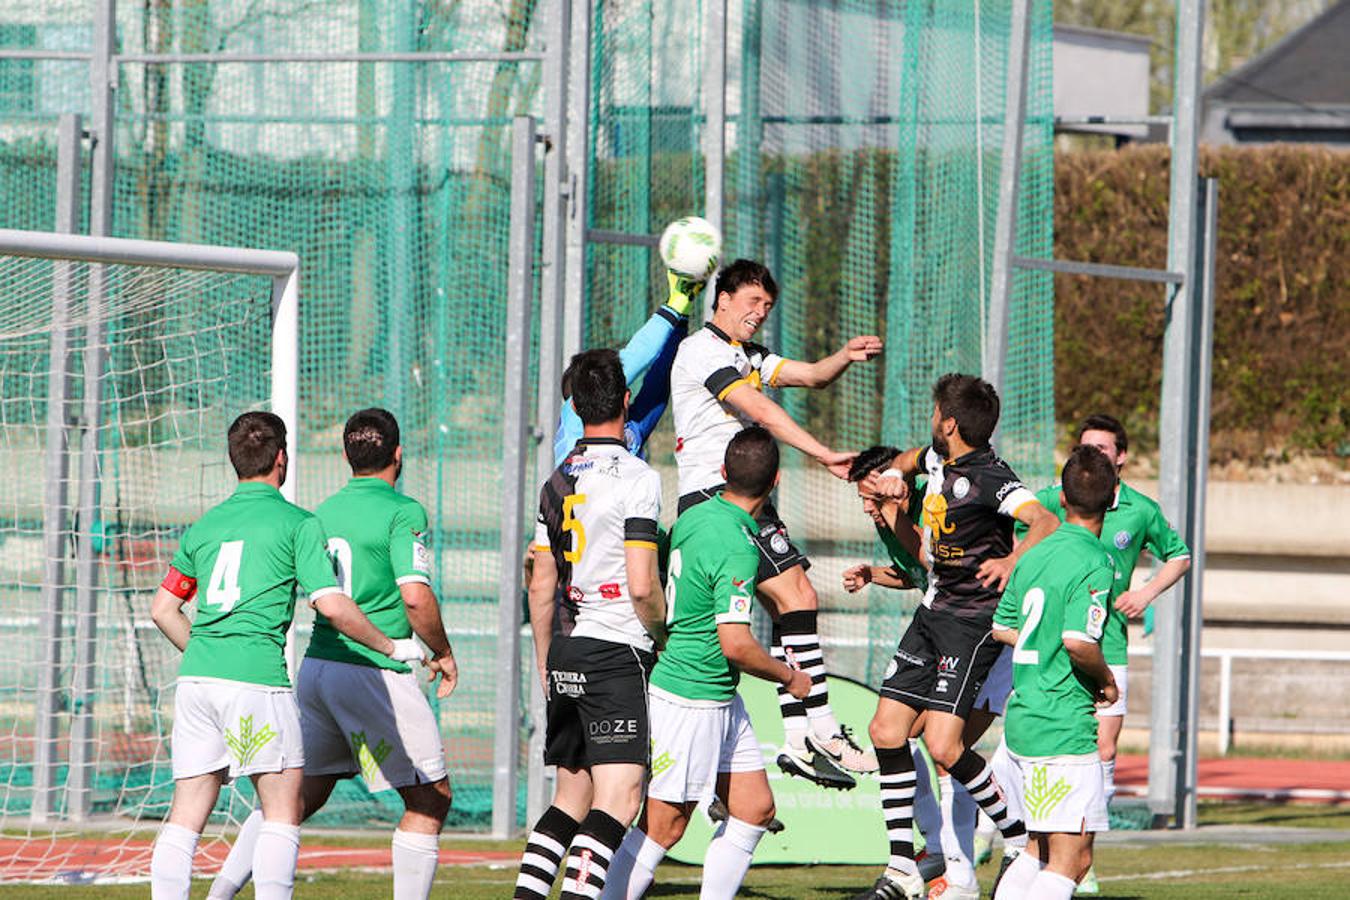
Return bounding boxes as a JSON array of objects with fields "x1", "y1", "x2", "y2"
[
  {"x1": 932, "y1": 373, "x2": 1000, "y2": 448},
  {"x1": 568, "y1": 348, "x2": 627, "y2": 425},
  {"x1": 1061, "y1": 445, "x2": 1117, "y2": 517},
  {"x1": 344, "y1": 408, "x2": 400, "y2": 473},
  {"x1": 1077, "y1": 413, "x2": 1129, "y2": 455},
  {"x1": 714, "y1": 259, "x2": 778, "y2": 309},
  {"x1": 227, "y1": 411, "x2": 286, "y2": 479},
  {"x1": 724, "y1": 426, "x2": 779, "y2": 498},
  {"x1": 848, "y1": 445, "x2": 901, "y2": 483}
]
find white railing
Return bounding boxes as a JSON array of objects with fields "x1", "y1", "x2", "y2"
[{"x1": 1128, "y1": 645, "x2": 1350, "y2": 754}]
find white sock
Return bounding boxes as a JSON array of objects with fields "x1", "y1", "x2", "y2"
[
  {"x1": 699, "y1": 817, "x2": 765, "y2": 900},
  {"x1": 975, "y1": 810, "x2": 997, "y2": 846},
  {"x1": 1102, "y1": 757, "x2": 1117, "y2": 805},
  {"x1": 392, "y1": 829, "x2": 440, "y2": 900},
  {"x1": 151, "y1": 822, "x2": 199, "y2": 900},
  {"x1": 208, "y1": 809, "x2": 263, "y2": 899},
  {"x1": 1027, "y1": 869, "x2": 1077, "y2": 900},
  {"x1": 600, "y1": 830, "x2": 666, "y2": 900},
  {"x1": 910, "y1": 741, "x2": 943, "y2": 858},
  {"x1": 937, "y1": 775, "x2": 975, "y2": 886},
  {"x1": 952, "y1": 784, "x2": 979, "y2": 873},
  {"x1": 991, "y1": 849, "x2": 1043, "y2": 900},
  {"x1": 252, "y1": 821, "x2": 301, "y2": 900},
  {"x1": 806, "y1": 706, "x2": 841, "y2": 741}
]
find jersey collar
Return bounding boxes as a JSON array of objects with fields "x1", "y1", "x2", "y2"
[
  {"x1": 945, "y1": 445, "x2": 994, "y2": 467},
  {"x1": 704, "y1": 321, "x2": 741, "y2": 347},
  {"x1": 233, "y1": 481, "x2": 282, "y2": 497},
  {"x1": 347, "y1": 476, "x2": 394, "y2": 491},
  {"x1": 575, "y1": 437, "x2": 627, "y2": 451}
]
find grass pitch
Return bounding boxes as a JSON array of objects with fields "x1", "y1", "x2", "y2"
[{"x1": 5, "y1": 803, "x2": 1348, "y2": 897}]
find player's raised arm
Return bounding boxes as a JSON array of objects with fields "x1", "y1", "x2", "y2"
[
  {"x1": 722, "y1": 383, "x2": 855, "y2": 479},
  {"x1": 772, "y1": 335, "x2": 883, "y2": 389}
]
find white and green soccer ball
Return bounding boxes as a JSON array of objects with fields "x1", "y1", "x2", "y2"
[{"x1": 659, "y1": 216, "x2": 722, "y2": 281}]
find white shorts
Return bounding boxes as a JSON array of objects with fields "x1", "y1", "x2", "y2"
[
  {"x1": 973, "y1": 645, "x2": 1013, "y2": 714},
  {"x1": 1095, "y1": 664, "x2": 1129, "y2": 718},
  {"x1": 297, "y1": 657, "x2": 448, "y2": 792},
  {"x1": 1004, "y1": 747, "x2": 1109, "y2": 834},
  {"x1": 647, "y1": 687, "x2": 763, "y2": 804},
  {"x1": 171, "y1": 679, "x2": 304, "y2": 781}
]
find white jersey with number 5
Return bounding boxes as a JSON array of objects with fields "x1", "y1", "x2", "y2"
[{"x1": 533, "y1": 437, "x2": 662, "y2": 651}]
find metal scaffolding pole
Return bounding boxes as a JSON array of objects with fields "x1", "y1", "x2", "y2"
[
  {"x1": 1150, "y1": 0, "x2": 1207, "y2": 828},
  {"x1": 701, "y1": 0, "x2": 728, "y2": 319},
  {"x1": 32, "y1": 114, "x2": 82, "y2": 825},
  {"x1": 562, "y1": 0, "x2": 593, "y2": 363},
  {"x1": 492, "y1": 115, "x2": 537, "y2": 839}
]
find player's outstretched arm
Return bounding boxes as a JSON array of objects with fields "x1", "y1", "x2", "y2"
[
  {"x1": 723, "y1": 383, "x2": 856, "y2": 479},
  {"x1": 150, "y1": 586, "x2": 193, "y2": 652},
  {"x1": 773, "y1": 335, "x2": 883, "y2": 389},
  {"x1": 717, "y1": 623, "x2": 811, "y2": 699},
  {"x1": 625, "y1": 544, "x2": 667, "y2": 648},
  {"x1": 977, "y1": 500, "x2": 1059, "y2": 591},
  {"x1": 401, "y1": 582, "x2": 458, "y2": 698},
  {"x1": 527, "y1": 549, "x2": 559, "y2": 692},
  {"x1": 1116, "y1": 555, "x2": 1192, "y2": 618}
]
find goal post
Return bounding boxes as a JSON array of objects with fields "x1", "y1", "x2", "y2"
[{"x1": 0, "y1": 228, "x2": 298, "y2": 878}]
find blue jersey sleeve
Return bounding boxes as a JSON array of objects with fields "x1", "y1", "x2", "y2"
[{"x1": 619, "y1": 307, "x2": 680, "y2": 385}]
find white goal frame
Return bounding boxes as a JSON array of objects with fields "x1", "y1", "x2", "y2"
[{"x1": 0, "y1": 227, "x2": 299, "y2": 825}]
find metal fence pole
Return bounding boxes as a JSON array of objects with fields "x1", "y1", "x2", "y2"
[
  {"x1": 32, "y1": 113, "x2": 83, "y2": 825},
  {"x1": 492, "y1": 115, "x2": 537, "y2": 839},
  {"x1": 734, "y1": 0, "x2": 763, "y2": 261},
  {"x1": 1150, "y1": 0, "x2": 1206, "y2": 827},
  {"x1": 383, "y1": 0, "x2": 417, "y2": 424},
  {"x1": 67, "y1": 0, "x2": 118, "y2": 820},
  {"x1": 562, "y1": 0, "x2": 593, "y2": 363},
  {"x1": 1177, "y1": 176, "x2": 1217, "y2": 828},
  {"x1": 985, "y1": 0, "x2": 1031, "y2": 403},
  {"x1": 527, "y1": 0, "x2": 572, "y2": 830},
  {"x1": 701, "y1": 0, "x2": 727, "y2": 320}
]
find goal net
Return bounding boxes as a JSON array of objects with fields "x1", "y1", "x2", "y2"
[{"x1": 0, "y1": 233, "x2": 293, "y2": 882}]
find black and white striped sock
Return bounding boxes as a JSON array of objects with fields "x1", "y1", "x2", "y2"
[
  {"x1": 560, "y1": 809, "x2": 627, "y2": 900},
  {"x1": 771, "y1": 622, "x2": 809, "y2": 746},
  {"x1": 949, "y1": 748, "x2": 1026, "y2": 842},
  {"x1": 781, "y1": 610, "x2": 839, "y2": 739},
  {"x1": 514, "y1": 805, "x2": 580, "y2": 900},
  {"x1": 876, "y1": 744, "x2": 918, "y2": 875}
]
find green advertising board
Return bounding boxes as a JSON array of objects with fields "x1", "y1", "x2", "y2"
[{"x1": 666, "y1": 675, "x2": 921, "y2": 866}]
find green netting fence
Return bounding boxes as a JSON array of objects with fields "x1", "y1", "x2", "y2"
[{"x1": 0, "y1": 0, "x2": 1054, "y2": 853}]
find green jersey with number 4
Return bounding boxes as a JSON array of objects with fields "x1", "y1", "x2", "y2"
[
  {"x1": 650, "y1": 496, "x2": 760, "y2": 703},
  {"x1": 994, "y1": 523, "x2": 1118, "y2": 757},
  {"x1": 307, "y1": 477, "x2": 433, "y2": 673},
  {"x1": 172, "y1": 482, "x2": 341, "y2": 688},
  {"x1": 1017, "y1": 481, "x2": 1188, "y2": 665}
]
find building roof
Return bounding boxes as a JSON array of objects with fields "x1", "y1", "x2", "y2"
[{"x1": 1205, "y1": 0, "x2": 1350, "y2": 106}]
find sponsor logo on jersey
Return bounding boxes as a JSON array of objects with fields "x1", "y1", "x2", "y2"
[
  {"x1": 225, "y1": 715, "x2": 277, "y2": 768},
  {"x1": 937, "y1": 654, "x2": 961, "y2": 675},
  {"x1": 995, "y1": 480, "x2": 1025, "y2": 501},
  {"x1": 1114, "y1": 529, "x2": 1132, "y2": 550},
  {"x1": 599, "y1": 582, "x2": 622, "y2": 599},
  {"x1": 895, "y1": 649, "x2": 925, "y2": 667},
  {"x1": 769, "y1": 532, "x2": 790, "y2": 555},
  {"x1": 675, "y1": 436, "x2": 685, "y2": 453},
  {"x1": 564, "y1": 460, "x2": 594, "y2": 475},
  {"x1": 952, "y1": 476, "x2": 970, "y2": 499},
  {"x1": 412, "y1": 538, "x2": 431, "y2": 573},
  {"x1": 552, "y1": 668, "x2": 587, "y2": 697},
  {"x1": 568, "y1": 586, "x2": 585, "y2": 604},
  {"x1": 588, "y1": 718, "x2": 640, "y2": 742},
  {"x1": 349, "y1": 730, "x2": 393, "y2": 785},
  {"x1": 1087, "y1": 596, "x2": 1108, "y2": 639},
  {"x1": 884, "y1": 658, "x2": 899, "y2": 680}
]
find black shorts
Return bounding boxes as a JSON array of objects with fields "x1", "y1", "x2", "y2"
[
  {"x1": 678, "y1": 486, "x2": 810, "y2": 583},
  {"x1": 880, "y1": 604, "x2": 1004, "y2": 719},
  {"x1": 545, "y1": 635, "x2": 654, "y2": 769}
]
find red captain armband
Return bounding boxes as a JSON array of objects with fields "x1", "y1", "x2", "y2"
[{"x1": 161, "y1": 566, "x2": 198, "y2": 600}]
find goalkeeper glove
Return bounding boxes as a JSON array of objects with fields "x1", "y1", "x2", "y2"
[{"x1": 664, "y1": 271, "x2": 706, "y2": 317}]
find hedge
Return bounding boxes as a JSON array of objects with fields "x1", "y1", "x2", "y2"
[{"x1": 1053, "y1": 145, "x2": 1348, "y2": 462}]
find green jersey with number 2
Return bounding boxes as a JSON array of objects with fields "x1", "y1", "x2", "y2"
[
  {"x1": 172, "y1": 482, "x2": 341, "y2": 688},
  {"x1": 307, "y1": 477, "x2": 433, "y2": 673},
  {"x1": 649, "y1": 496, "x2": 760, "y2": 703},
  {"x1": 994, "y1": 523, "x2": 1118, "y2": 757}
]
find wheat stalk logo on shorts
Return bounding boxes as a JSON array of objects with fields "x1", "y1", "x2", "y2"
[
  {"x1": 350, "y1": 731, "x2": 393, "y2": 784},
  {"x1": 1024, "y1": 765, "x2": 1072, "y2": 819},
  {"x1": 225, "y1": 715, "x2": 277, "y2": 767}
]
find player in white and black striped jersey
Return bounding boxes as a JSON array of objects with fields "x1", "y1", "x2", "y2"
[
  {"x1": 670, "y1": 258, "x2": 883, "y2": 790},
  {"x1": 513, "y1": 349, "x2": 667, "y2": 900}
]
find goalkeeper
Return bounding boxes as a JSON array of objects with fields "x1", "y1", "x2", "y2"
[{"x1": 551, "y1": 272, "x2": 702, "y2": 464}]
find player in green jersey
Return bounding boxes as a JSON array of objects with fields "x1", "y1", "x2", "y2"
[
  {"x1": 990, "y1": 446, "x2": 1121, "y2": 900},
  {"x1": 149, "y1": 412, "x2": 424, "y2": 900},
  {"x1": 1015, "y1": 415, "x2": 1191, "y2": 811},
  {"x1": 207, "y1": 409, "x2": 457, "y2": 900},
  {"x1": 604, "y1": 427, "x2": 811, "y2": 900}
]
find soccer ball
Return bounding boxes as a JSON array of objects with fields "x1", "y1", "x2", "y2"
[{"x1": 659, "y1": 216, "x2": 722, "y2": 281}]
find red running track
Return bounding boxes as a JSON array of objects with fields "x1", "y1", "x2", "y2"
[{"x1": 1114, "y1": 753, "x2": 1350, "y2": 802}]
